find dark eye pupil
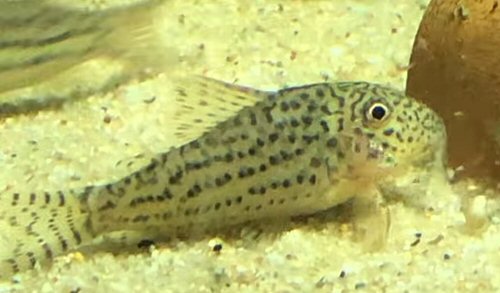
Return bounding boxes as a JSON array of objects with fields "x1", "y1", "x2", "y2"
[{"x1": 371, "y1": 106, "x2": 386, "y2": 120}]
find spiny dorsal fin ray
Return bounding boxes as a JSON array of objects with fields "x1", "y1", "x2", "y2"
[{"x1": 170, "y1": 75, "x2": 271, "y2": 143}]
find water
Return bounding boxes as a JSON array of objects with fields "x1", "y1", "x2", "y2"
[{"x1": 1, "y1": 0, "x2": 499, "y2": 292}]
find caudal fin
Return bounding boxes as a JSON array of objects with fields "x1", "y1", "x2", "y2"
[
  {"x1": 99, "y1": 0, "x2": 178, "y2": 77},
  {"x1": 0, "y1": 0, "x2": 177, "y2": 116},
  {"x1": 0, "y1": 188, "x2": 94, "y2": 279}
]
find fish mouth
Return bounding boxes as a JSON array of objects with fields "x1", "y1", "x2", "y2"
[{"x1": 376, "y1": 145, "x2": 449, "y2": 208}]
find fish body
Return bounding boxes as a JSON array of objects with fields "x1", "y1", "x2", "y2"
[
  {"x1": 0, "y1": 0, "x2": 172, "y2": 114},
  {"x1": 0, "y1": 78, "x2": 447, "y2": 278}
]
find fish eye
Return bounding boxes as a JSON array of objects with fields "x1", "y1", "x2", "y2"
[{"x1": 366, "y1": 102, "x2": 389, "y2": 122}]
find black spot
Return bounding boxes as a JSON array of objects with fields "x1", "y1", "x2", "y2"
[
  {"x1": 320, "y1": 120, "x2": 329, "y2": 132},
  {"x1": 301, "y1": 115, "x2": 313, "y2": 126},
  {"x1": 12, "y1": 193, "x2": 19, "y2": 206},
  {"x1": 296, "y1": 175, "x2": 304, "y2": 184},
  {"x1": 238, "y1": 168, "x2": 248, "y2": 178},
  {"x1": 215, "y1": 177, "x2": 224, "y2": 186},
  {"x1": 26, "y1": 252, "x2": 36, "y2": 268},
  {"x1": 300, "y1": 93, "x2": 310, "y2": 100},
  {"x1": 309, "y1": 174, "x2": 317, "y2": 184},
  {"x1": 290, "y1": 119, "x2": 300, "y2": 127},
  {"x1": 146, "y1": 160, "x2": 158, "y2": 173},
  {"x1": 213, "y1": 243, "x2": 223, "y2": 252},
  {"x1": 396, "y1": 132, "x2": 404, "y2": 143},
  {"x1": 224, "y1": 153, "x2": 234, "y2": 162},
  {"x1": 205, "y1": 137, "x2": 218, "y2": 147},
  {"x1": 214, "y1": 202, "x2": 221, "y2": 210},
  {"x1": 269, "y1": 155, "x2": 280, "y2": 165},
  {"x1": 337, "y1": 118, "x2": 344, "y2": 132},
  {"x1": 307, "y1": 102, "x2": 318, "y2": 112},
  {"x1": 168, "y1": 170, "x2": 183, "y2": 185},
  {"x1": 309, "y1": 157, "x2": 322, "y2": 168},
  {"x1": 256, "y1": 138, "x2": 265, "y2": 147},
  {"x1": 248, "y1": 167, "x2": 255, "y2": 176},
  {"x1": 290, "y1": 100, "x2": 301, "y2": 110},
  {"x1": 280, "y1": 102, "x2": 290, "y2": 111},
  {"x1": 288, "y1": 134, "x2": 296, "y2": 143},
  {"x1": 320, "y1": 105, "x2": 333, "y2": 115},
  {"x1": 189, "y1": 140, "x2": 201, "y2": 149},
  {"x1": 315, "y1": 89, "x2": 325, "y2": 98},
  {"x1": 235, "y1": 196, "x2": 243, "y2": 203},
  {"x1": 262, "y1": 106, "x2": 274, "y2": 123},
  {"x1": 233, "y1": 116, "x2": 243, "y2": 126},
  {"x1": 29, "y1": 193, "x2": 36, "y2": 205},
  {"x1": 223, "y1": 136, "x2": 238, "y2": 144},
  {"x1": 249, "y1": 112, "x2": 257, "y2": 125},
  {"x1": 193, "y1": 162, "x2": 203, "y2": 170},
  {"x1": 326, "y1": 138, "x2": 338, "y2": 148},
  {"x1": 280, "y1": 150, "x2": 293, "y2": 161},
  {"x1": 248, "y1": 147, "x2": 256, "y2": 156},
  {"x1": 295, "y1": 148, "x2": 305, "y2": 156},
  {"x1": 302, "y1": 134, "x2": 319, "y2": 144},
  {"x1": 259, "y1": 164, "x2": 267, "y2": 172},
  {"x1": 137, "y1": 239, "x2": 155, "y2": 249},
  {"x1": 282, "y1": 179, "x2": 291, "y2": 188},
  {"x1": 42, "y1": 243, "x2": 53, "y2": 259},
  {"x1": 248, "y1": 187, "x2": 257, "y2": 195},
  {"x1": 267, "y1": 94, "x2": 276, "y2": 101},
  {"x1": 132, "y1": 215, "x2": 149, "y2": 223},
  {"x1": 354, "y1": 127, "x2": 363, "y2": 136},
  {"x1": 269, "y1": 133, "x2": 279, "y2": 143}
]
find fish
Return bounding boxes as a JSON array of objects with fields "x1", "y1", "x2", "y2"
[
  {"x1": 0, "y1": 76, "x2": 448, "y2": 279},
  {"x1": 0, "y1": 0, "x2": 174, "y2": 115}
]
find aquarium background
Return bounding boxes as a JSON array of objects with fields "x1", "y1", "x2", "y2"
[{"x1": 1, "y1": 0, "x2": 499, "y2": 292}]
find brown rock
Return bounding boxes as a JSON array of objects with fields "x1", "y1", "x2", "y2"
[{"x1": 407, "y1": 0, "x2": 500, "y2": 183}]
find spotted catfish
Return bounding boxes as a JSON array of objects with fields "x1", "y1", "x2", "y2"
[{"x1": 0, "y1": 76, "x2": 448, "y2": 278}]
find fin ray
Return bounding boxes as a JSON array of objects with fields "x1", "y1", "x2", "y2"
[{"x1": 169, "y1": 75, "x2": 271, "y2": 143}]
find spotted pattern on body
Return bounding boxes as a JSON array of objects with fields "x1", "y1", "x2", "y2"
[{"x1": 0, "y1": 78, "x2": 447, "y2": 278}]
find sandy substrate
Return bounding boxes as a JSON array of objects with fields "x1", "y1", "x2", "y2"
[{"x1": 1, "y1": 0, "x2": 500, "y2": 292}]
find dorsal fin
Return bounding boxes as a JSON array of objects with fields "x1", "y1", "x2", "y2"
[{"x1": 169, "y1": 75, "x2": 271, "y2": 143}]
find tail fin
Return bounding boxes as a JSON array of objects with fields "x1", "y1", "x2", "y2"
[
  {"x1": 99, "y1": 0, "x2": 178, "y2": 78},
  {"x1": 0, "y1": 188, "x2": 95, "y2": 279},
  {"x1": 0, "y1": 0, "x2": 177, "y2": 116}
]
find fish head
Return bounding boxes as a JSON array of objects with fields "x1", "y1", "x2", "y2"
[{"x1": 330, "y1": 82, "x2": 449, "y2": 207}]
